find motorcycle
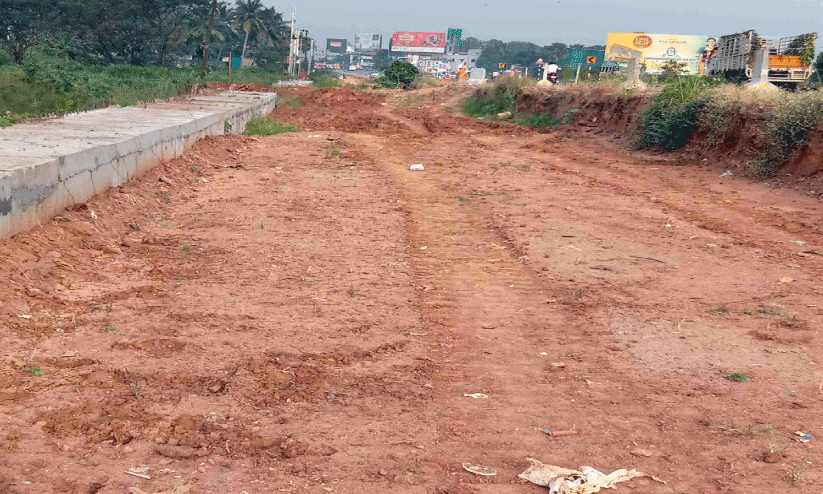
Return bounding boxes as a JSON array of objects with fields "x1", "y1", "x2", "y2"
[{"x1": 548, "y1": 72, "x2": 558, "y2": 85}]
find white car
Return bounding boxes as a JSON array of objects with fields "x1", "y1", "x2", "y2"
[{"x1": 369, "y1": 73, "x2": 380, "y2": 79}]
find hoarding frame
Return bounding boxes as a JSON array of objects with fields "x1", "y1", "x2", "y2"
[
  {"x1": 391, "y1": 32, "x2": 447, "y2": 54},
  {"x1": 326, "y1": 38, "x2": 347, "y2": 54},
  {"x1": 355, "y1": 33, "x2": 382, "y2": 51},
  {"x1": 605, "y1": 33, "x2": 716, "y2": 75}
]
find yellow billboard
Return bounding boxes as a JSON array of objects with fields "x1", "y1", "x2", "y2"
[{"x1": 606, "y1": 33, "x2": 717, "y2": 75}]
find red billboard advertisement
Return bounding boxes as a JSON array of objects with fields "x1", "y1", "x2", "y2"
[
  {"x1": 326, "y1": 38, "x2": 347, "y2": 54},
  {"x1": 391, "y1": 32, "x2": 446, "y2": 54}
]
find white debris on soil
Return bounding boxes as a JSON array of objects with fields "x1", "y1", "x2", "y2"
[{"x1": 518, "y1": 458, "x2": 664, "y2": 493}]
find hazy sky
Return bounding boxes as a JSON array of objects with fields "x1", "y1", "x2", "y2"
[{"x1": 264, "y1": 0, "x2": 822, "y2": 51}]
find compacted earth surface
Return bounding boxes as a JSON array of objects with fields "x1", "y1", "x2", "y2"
[{"x1": 1, "y1": 85, "x2": 822, "y2": 494}]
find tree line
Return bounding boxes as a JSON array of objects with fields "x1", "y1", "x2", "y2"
[
  {"x1": 473, "y1": 39, "x2": 606, "y2": 73},
  {"x1": 0, "y1": 0, "x2": 291, "y2": 68}
]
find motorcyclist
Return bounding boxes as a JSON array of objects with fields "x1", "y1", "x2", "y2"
[{"x1": 546, "y1": 61, "x2": 559, "y2": 83}]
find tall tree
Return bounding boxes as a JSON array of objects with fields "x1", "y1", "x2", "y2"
[
  {"x1": 259, "y1": 6, "x2": 289, "y2": 50},
  {"x1": 200, "y1": 0, "x2": 218, "y2": 74},
  {"x1": 0, "y1": 0, "x2": 74, "y2": 64},
  {"x1": 231, "y1": 0, "x2": 268, "y2": 60},
  {"x1": 77, "y1": 0, "x2": 208, "y2": 65}
]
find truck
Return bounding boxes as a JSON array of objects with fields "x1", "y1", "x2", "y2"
[{"x1": 706, "y1": 31, "x2": 817, "y2": 87}]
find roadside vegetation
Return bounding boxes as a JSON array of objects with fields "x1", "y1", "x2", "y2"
[
  {"x1": 375, "y1": 61, "x2": 419, "y2": 89},
  {"x1": 463, "y1": 61, "x2": 823, "y2": 176},
  {"x1": 0, "y1": 47, "x2": 283, "y2": 127},
  {"x1": 636, "y1": 77, "x2": 823, "y2": 177},
  {"x1": 242, "y1": 117, "x2": 299, "y2": 135},
  {"x1": 309, "y1": 71, "x2": 342, "y2": 88},
  {"x1": 0, "y1": 0, "x2": 294, "y2": 127},
  {"x1": 463, "y1": 75, "x2": 533, "y2": 118}
]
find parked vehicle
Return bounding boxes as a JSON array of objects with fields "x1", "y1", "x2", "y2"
[{"x1": 707, "y1": 31, "x2": 817, "y2": 87}]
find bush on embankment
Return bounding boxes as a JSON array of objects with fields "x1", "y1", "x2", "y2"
[{"x1": 469, "y1": 75, "x2": 823, "y2": 177}]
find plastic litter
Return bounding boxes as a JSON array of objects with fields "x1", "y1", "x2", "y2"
[
  {"x1": 795, "y1": 431, "x2": 812, "y2": 442},
  {"x1": 463, "y1": 393, "x2": 489, "y2": 399},
  {"x1": 518, "y1": 458, "x2": 664, "y2": 493},
  {"x1": 409, "y1": 164, "x2": 425, "y2": 171},
  {"x1": 790, "y1": 240, "x2": 806, "y2": 245},
  {"x1": 462, "y1": 463, "x2": 497, "y2": 476},
  {"x1": 720, "y1": 170, "x2": 733, "y2": 177},
  {"x1": 540, "y1": 429, "x2": 579, "y2": 437}
]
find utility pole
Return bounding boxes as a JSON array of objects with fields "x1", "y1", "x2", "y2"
[
  {"x1": 288, "y1": 6, "x2": 296, "y2": 77},
  {"x1": 201, "y1": 0, "x2": 217, "y2": 76},
  {"x1": 309, "y1": 38, "x2": 315, "y2": 74}
]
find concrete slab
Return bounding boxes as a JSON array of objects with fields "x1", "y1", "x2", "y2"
[{"x1": 0, "y1": 91, "x2": 276, "y2": 238}]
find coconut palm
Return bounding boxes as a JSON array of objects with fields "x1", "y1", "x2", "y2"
[
  {"x1": 259, "y1": 7, "x2": 289, "y2": 49},
  {"x1": 231, "y1": 0, "x2": 269, "y2": 60}
]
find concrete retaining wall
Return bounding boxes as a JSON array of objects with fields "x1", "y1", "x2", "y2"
[{"x1": 0, "y1": 91, "x2": 277, "y2": 238}]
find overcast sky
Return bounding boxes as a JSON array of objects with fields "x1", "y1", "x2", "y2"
[{"x1": 264, "y1": 0, "x2": 822, "y2": 51}]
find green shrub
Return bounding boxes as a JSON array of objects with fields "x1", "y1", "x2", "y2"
[
  {"x1": 375, "y1": 61, "x2": 418, "y2": 89},
  {"x1": 638, "y1": 76, "x2": 725, "y2": 150},
  {"x1": 748, "y1": 156, "x2": 777, "y2": 178},
  {"x1": 699, "y1": 94, "x2": 742, "y2": 146},
  {"x1": 243, "y1": 117, "x2": 300, "y2": 135},
  {"x1": 763, "y1": 91, "x2": 823, "y2": 165}
]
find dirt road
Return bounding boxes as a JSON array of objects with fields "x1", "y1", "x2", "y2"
[{"x1": 1, "y1": 86, "x2": 822, "y2": 493}]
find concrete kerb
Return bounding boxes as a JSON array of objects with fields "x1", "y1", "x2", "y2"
[{"x1": 0, "y1": 91, "x2": 277, "y2": 238}]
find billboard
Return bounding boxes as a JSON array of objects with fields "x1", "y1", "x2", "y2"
[
  {"x1": 391, "y1": 32, "x2": 447, "y2": 54},
  {"x1": 355, "y1": 33, "x2": 382, "y2": 51},
  {"x1": 606, "y1": 33, "x2": 716, "y2": 75},
  {"x1": 326, "y1": 38, "x2": 347, "y2": 54}
]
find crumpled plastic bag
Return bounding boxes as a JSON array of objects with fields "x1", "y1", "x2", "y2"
[{"x1": 518, "y1": 458, "x2": 665, "y2": 493}]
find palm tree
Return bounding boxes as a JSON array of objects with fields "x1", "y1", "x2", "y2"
[
  {"x1": 231, "y1": 0, "x2": 269, "y2": 60},
  {"x1": 259, "y1": 7, "x2": 289, "y2": 49}
]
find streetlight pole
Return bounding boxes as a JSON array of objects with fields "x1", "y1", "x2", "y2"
[{"x1": 288, "y1": 6, "x2": 296, "y2": 77}]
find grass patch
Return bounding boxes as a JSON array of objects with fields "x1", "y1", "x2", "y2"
[
  {"x1": 519, "y1": 109, "x2": 580, "y2": 128},
  {"x1": 789, "y1": 466, "x2": 807, "y2": 485},
  {"x1": 714, "y1": 422, "x2": 773, "y2": 435},
  {"x1": 243, "y1": 117, "x2": 300, "y2": 136},
  {"x1": 311, "y1": 74, "x2": 342, "y2": 88},
  {"x1": 412, "y1": 75, "x2": 442, "y2": 89},
  {"x1": 463, "y1": 74, "x2": 534, "y2": 118},
  {"x1": 24, "y1": 365, "x2": 45, "y2": 376},
  {"x1": 326, "y1": 144, "x2": 342, "y2": 158}
]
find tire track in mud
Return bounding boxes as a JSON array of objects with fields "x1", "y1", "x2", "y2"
[
  {"x1": 352, "y1": 127, "x2": 688, "y2": 492},
  {"x1": 356, "y1": 97, "x2": 823, "y2": 492}
]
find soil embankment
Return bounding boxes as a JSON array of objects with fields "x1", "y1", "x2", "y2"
[{"x1": 517, "y1": 85, "x2": 823, "y2": 176}]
